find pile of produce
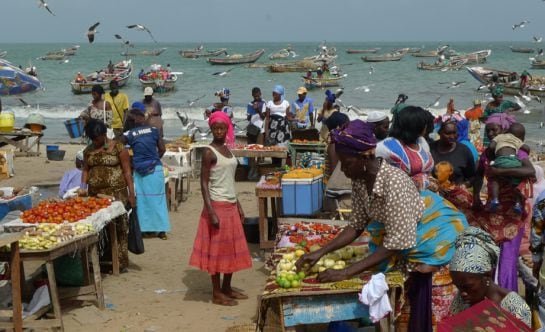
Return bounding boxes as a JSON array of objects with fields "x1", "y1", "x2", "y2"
[
  {"x1": 291, "y1": 139, "x2": 321, "y2": 144},
  {"x1": 20, "y1": 197, "x2": 111, "y2": 224},
  {"x1": 231, "y1": 144, "x2": 287, "y2": 151},
  {"x1": 10, "y1": 223, "x2": 95, "y2": 251},
  {"x1": 282, "y1": 168, "x2": 323, "y2": 179}
]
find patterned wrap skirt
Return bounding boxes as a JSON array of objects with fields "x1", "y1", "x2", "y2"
[{"x1": 189, "y1": 201, "x2": 252, "y2": 275}]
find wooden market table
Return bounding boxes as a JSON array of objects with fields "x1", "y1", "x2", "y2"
[
  {"x1": 0, "y1": 232, "x2": 23, "y2": 332},
  {"x1": 258, "y1": 218, "x2": 403, "y2": 331},
  {"x1": 255, "y1": 187, "x2": 283, "y2": 249},
  {"x1": 0, "y1": 233, "x2": 105, "y2": 332},
  {"x1": 0, "y1": 130, "x2": 43, "y2": 157},
  {"x1": 288, "y1": 142, "x2": 326, "y2": 167}
]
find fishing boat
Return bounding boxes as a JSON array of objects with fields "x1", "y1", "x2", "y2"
[
  {"x1": 138, "y1": 64, "x2": 178, "y2": 93},
  {"x1": 345, "y1": 48, "x2": 380, "y2": 54},
  {"x1": 70, "y1": 60, "x2": 132, "y2": 94},
  {"x1": 39, "y1": 52, "x2": 66, "y2": 61},
  {"x1": 391, "y1": 48, "x2": 410, "y2": 54},
  {"x1": 531, "y1": 58, "x2": 545, "y2": 69},
  {"x1": 0, "y1": 51, "x2": 6, "y2": 58},
  {"x1": 266, "y1": 59, "x2": 327, "y2": 73},
  {"x1": 407, "y1": 48, "x2": 422, "y2": 54},
  {"x1": 466, "y1": 66, "x2": 545, "y2": 97},
  {"x1": 62, "y1": 46, "x2": 80, "y2": 56},
  {"x1": 302, "y1": 76, "x2": 342, "y2": 90},
  {"x1": 416, "y1": 59, "x2": 467, "y2": 71},
  {"x1": 412, "y1": 50, "x2": 439, "y2": 57},
  {"x1": 207, "y1": 49, "x2": 265, "y2": 65},
  {"x1": 362, "y1": 52, "x2": 404, "y2": 62},
  {"x1": 510, "y1": 46, "x2": 535, "y2": 54},
  {"x1": 448, "y1": 49, "x2": 491, "y2": 64},
  {"x1": 120, "y1": 48, "x2": 167, "y2": 57},
  {"x1": 179, "y1": 48, "x2": 227, "y2": 59}
]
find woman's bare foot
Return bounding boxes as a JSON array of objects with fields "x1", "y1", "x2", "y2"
[
  {"x1": 212, "y1": 292, "x2": 238, "y2": 306},
  {"x1": 222, "y1": 288, "x2": 249, "y2": 300}
]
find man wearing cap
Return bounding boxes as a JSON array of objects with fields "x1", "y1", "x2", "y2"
[
  {"x1": 366, "y1": 111, "x2": 390, "y2": 141},
  {"x1": 104, "y1": 80, "x2": 129, "y2": 141},
  {"x1": 291, "y1": 87, "x2": 314, "y2": 129},
  {"x1": 75, "y1": 72, "x2": 86, "y2": 83},
  {"x1": 142, "y1": 87, "x2": 163, "y2": 136}
]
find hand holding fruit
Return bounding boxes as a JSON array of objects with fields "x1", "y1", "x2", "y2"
[{"x1": 295, "y1": 251, "x2": 323, "y2": 272}]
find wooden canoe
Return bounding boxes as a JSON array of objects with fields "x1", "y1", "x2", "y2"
[
  {"x1": 139, "y1": 74, "x2": 178, "y2": 93},
  {"x1": 510, "y1": 47, "x2": 535, "y2": 54},
  {"x1": 303, "y1": 76, "x2": 342, "y2": 90},
  {"x1": 531, "y1": 59, "x2": 545, "y2": 69},
  {"x1": 362, "y1": 53, "x2": 404, "y2": 62},
  {"x1": 345, "y1": 48, "x2": 380, "y2": 54},
  {"x1": 121, "y1": 48, "x2": 166, "y2": 56},
  {"x1": 416, "y1": 59, "x2": 467, "y2": 71},
  {"x1": 70, "y1": 60, "x2": 132, "y2": 94},
  {"x1": 466, "y1": 66, "x2": 545, "y2": 97},
  {"x1": 412, "y1": 50, "x2": 439, "y2": 57},
  {"x1": 179, "y1": 48, "x2": 227, "y2": 58},
  {"x1": 207, "y1": 49, "x2": 265, "y2": 65},
  {"x1": 448, "y1": 50, "x2": 491, "y2": 64}
]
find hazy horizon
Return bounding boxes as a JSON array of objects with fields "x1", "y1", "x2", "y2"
[{"x1": 2, "y1": 0, "x2": 545, "y2": 43}]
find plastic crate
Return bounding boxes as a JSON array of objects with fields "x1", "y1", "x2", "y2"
[{"x1": 282, "y1": 175, "x2": 323, "y2": 215}]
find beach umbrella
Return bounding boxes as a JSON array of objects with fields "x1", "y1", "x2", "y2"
[{"x1": 0, "y1": 59, "x2": 43, "y2": 96}]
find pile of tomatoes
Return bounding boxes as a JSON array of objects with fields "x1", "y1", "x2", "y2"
[{"x1": 21, "y1": 197, "x2": 111, "y2": 224}]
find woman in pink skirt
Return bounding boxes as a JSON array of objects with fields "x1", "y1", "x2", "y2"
[{"x1": 189, "y1": 111, "x2": 252, "y2": 306}]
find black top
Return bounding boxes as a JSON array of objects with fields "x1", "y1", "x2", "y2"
[{"x1": 430, "y1": 141, "x2": 476, "y2": 184}]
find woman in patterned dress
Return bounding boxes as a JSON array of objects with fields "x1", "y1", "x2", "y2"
[
  {"x1": 80, "y1": 119, "x2": 135, "y2": 272},
  {"x1": 449, "y1": 227, "x2": 531, "y2": 327},
  {"x1": 296, "y1": 120, "x2": 467, "y2": 332}
]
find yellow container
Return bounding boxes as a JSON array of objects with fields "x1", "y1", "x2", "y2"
[{"x1": 0, "y1": 112, "x2": 15, "y2": 133}]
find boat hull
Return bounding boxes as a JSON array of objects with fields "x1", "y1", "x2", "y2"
[
  {"x1": 303, "y1": 77, "x2": 342, "y2": 90},
  {"x1": 139, "y1": 75, "x2": 178, "y2": 93},
  {"x1": 70, "y1": 61, "x2": 132, "y2": 94},
  {"x1": 362, "y1": 54, "x2": 403, "y2": 62},
  {"x1": 179, "y1": 48, "x2": 227, "y2": 58},
  {"x1": 345, "y1": 48, "x2": 380, "y2": 54},
  {"x1": 207, "y1": 49, "x2": 265, "y2": 65},
  {"x1": 466, "y1": 66, "x2": 545, "y2": 97}
]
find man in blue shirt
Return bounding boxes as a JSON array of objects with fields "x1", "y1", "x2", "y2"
[{"x1": 291, "y1": 87, "x2": 314, "y2": 129}]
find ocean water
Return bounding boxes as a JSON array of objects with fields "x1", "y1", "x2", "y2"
[{"x1": 1, "y1": 41, "x2": 544, "y2": 148}]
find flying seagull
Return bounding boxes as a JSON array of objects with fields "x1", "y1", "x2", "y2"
[
  {"x1": 37, "y1": 0, "x2": 55, "y2": 16},
  {"x1": 187, "y1": 94, "x2": 206, "y2": 106},
  {"x1": 426, "y1": 96, "x2": 441, "y2": 108},
  {"x1": 212, "y1": 68, "x2": 235, "y2": 77},
  {"x1": 534, "y1": 36, "x2": 543, "y2": 43},
  {"x1": 114, "y1": 34, "x2": 133, "y2": 47},
  {"x1": 127, "y1": 24, "x2": 157, "y2": 43},
  {"x1": 87, "y1": 22, "x2": 100, "y2": 43},
  {"x1": 439, "y1": 81, "x2": 465, "y2": 88},
  {"x1": 354, "y1": 85, "x2": 371, "y2": 92},
  {"x1": 176, "y1": 111, "x2": 190, "y2": 126},
  {"x1": 368, "y1": 66, "x2": 375, "y2": 75},
  {"x1": 17, "y1": 98, "x2": 31, "y2": 108},
  {"x1": 512, "y1": 20, "x2": 530, "y2": 30}
]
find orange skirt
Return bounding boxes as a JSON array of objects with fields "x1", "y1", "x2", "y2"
[{"x1": 189, "y1": 201, "x2": 252, "y2": 274}]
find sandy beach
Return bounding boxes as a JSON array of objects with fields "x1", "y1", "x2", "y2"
[{"x1": 2, "y1": 144, "x2": 269, "y2": 331}]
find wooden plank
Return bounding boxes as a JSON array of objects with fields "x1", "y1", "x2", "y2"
[
  {"x1": 282, "y1": 293, "x2": 369, "y2": 327},
  {"x1": 58, "y1": 285, "x2": 97, "y2": 300},
  {"x1": 45, "y1": 262, "x2": 64, "y2": 331},
  {"x1": 91, "y1": 243, "x2": 105, "y2": 309},
  {"x1": 255, "y1": 188, "x2": 282, "y2": 198},
  {"x1": 0, "y1": 232, "x2": 22, "y2": 247},
  {"x1": 0, "y1": 319, "x2": 63, "y2": 329},
  {"x1": 108, "y1": 222, "x2": 120, "y2": 276},
  {"x1": 11, "y1": 241, "x2": 22, "y2": 332}
]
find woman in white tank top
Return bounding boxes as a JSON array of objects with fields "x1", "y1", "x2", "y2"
[{"x1": 189, "y1": 111, "x2": 252, "y2": 306}]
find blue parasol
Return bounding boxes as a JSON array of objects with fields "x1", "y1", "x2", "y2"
[{"x1": 0, "y1": 59, "x2": 43, "y2": 96}]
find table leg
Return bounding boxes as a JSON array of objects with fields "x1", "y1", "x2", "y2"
[
  {"x1": 10, "y1": 242, "x2": 22, "y2": 332},
  {"x1": 45, "y1": 262, "x2": 64, "y2": 331},
  {"x1": 81, "y1": 250, "x2": 91, "y2": 285},
  {"x1": 108, "y1": 222, "x2": 120, "y2": 276},
  {"x1": 90, "y1": 244, "x2": 105, "y2": 310},
  {"x1": 258, "y1": 197, "x2": 268, "y2": 247},
  {"x1": 168, "y1": 178, "x2": 176, "y2": 212}
]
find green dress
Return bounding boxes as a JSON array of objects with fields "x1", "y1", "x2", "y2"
[{"x1": 449, "y1": 292, "x2": 531, "y2": 327}]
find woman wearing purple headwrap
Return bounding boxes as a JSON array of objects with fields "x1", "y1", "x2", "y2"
[
  {"x1": 296, "y1": 120, "x2": 467, "y2": 331},
  {"x1": 469, "y1": 114, "x2": 535, "y2": 292}
]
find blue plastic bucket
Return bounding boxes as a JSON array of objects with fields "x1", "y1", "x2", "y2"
[
  {"x1": 46, "y1": 145, "x2": 59, "y2": 152},
  {"x1": 64, "y1": 118, "x2": 85, "y2": 139}
]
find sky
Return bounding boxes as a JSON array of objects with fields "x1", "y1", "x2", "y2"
[{"x1": 2, "y1": 0, "x2": 545, "y2": 43}]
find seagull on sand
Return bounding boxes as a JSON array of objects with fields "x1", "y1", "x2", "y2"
[
  {"x1": 127, "y1": 24, "x2": 158, "y2": 43},
  {"x1": 187, "y1": 95, "x2": 206, "y2": 106},
  {"x1": 86, "y1": 22, "x2": 100, "y2": 43},
  {"x1": 37, "y1": 0, "x2": 55, "y2": 16},
  {"x1": 513, "y1": 20, "x2": 530, "y2": 30},
  {"x1": 534, "y1": 36, "x2": 543, "y2": 43}
]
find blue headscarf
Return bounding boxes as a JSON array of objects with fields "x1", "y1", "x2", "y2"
[
  {"x1": 273, "y1": 85, "x2": 285, "y2": 101},
  {"x1": 456, "y1": 119, "x2": 469, "y2": 142},
  {"x1": 325, "y1": 89, "x2": 336, "y2": 104}
]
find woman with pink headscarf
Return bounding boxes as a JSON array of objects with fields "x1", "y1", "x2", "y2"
[
  {"x1": 189, "y1": 111, "x2": 251, "y2": 306},
  {"x1": 470, "y1": 113, "x2": 535, "y2": 292}
]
